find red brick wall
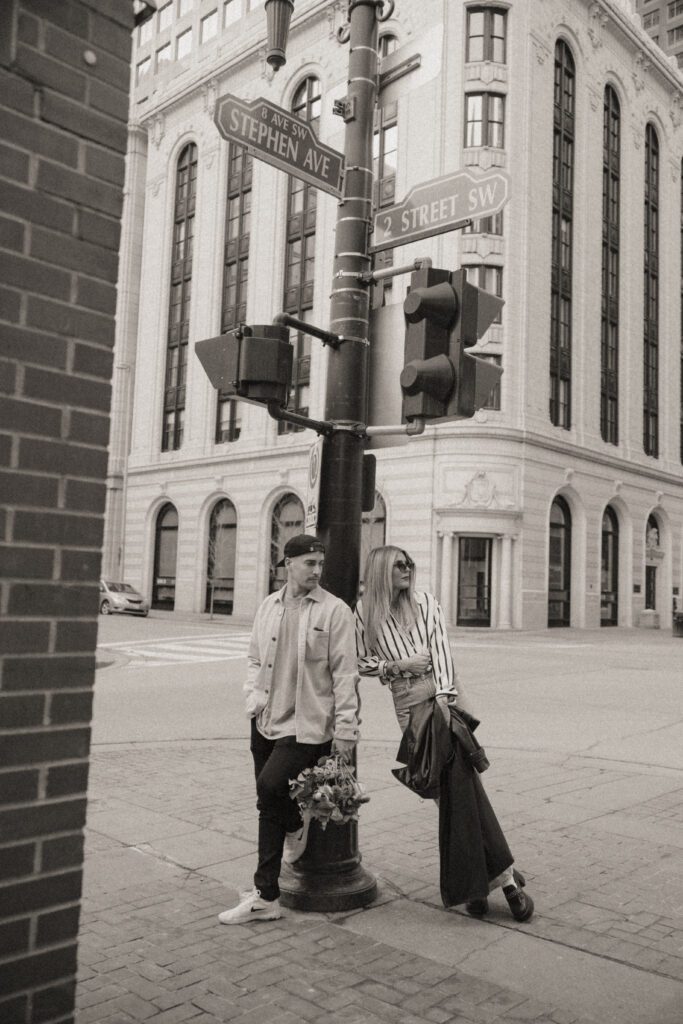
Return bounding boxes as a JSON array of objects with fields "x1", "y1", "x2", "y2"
[{"x1": 0, "y1": 2, "x2": 134, "y2": 1021}]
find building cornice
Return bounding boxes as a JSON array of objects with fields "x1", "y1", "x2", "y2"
[{"x1": 587, "y1": 0, "x2": 683, "y2": 95}]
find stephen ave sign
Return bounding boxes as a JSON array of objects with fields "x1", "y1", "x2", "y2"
[
  {"x1": 371, "y1": 169, "x2": 511, "y2": 253},
  {"x1": 214, "y1": 93, "x2": 344, "y2": 199}
]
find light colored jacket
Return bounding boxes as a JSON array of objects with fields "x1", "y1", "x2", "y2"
[{"x1": 244, "y1": 584, "x2": 360, "y2": 744}]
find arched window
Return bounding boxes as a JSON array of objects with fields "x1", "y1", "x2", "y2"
[
  {"x1": 280, "y1": 78, "x2": 320, "y2": 434},
  {"x1": 152, "y1": 503, "x2": 178, "y2": 609},
  {"x1": 601, "y1": 506, "x2": 619, "y2": 626},
  {"x1": 644, "y1": 123, "x2": 659, "y2": 458},
  {"x1": 205, "y1": 499, "x2": 237, "y2": 614},
  {"x1": 162, "y1": 143, "x2": 197, "y2": 451},
  {"x1": 601, "y1": 87, "x2": 620, "y2": 445},
  {"x1": 216, "y1": 146, "x2": 252, "y2": 443},
  {"x1": 645, "y1": 513, "x2": 661, "y2": 611},
  {"x1": 360, "y1": 492, "x2": 386, "y2": 585},
  {"x1": 548, "y1": 495, "x2": 571, "y2": 626},
  {"x1": 269, "y1": 493, "x2": 304, "y2": 592},
  {"x1": 550, "y1": 40, "x2": 575, "y2": 429}
]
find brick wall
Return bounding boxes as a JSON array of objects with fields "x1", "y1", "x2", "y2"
[{"x1": 0, "y1": 2, "x2": 134, "y2": 1021}]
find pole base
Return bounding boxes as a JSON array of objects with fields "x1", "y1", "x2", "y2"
[
  {"x1": 278, "y1": 817, "x2": 378, "y2": 912},
  {"x1": 279, "y1": 860, "x2": 377, "y2": 912}
]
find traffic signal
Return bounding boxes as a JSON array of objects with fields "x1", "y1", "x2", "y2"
[
  {"x1": 195, "y1": 324, "x2": 292, "y2": 407},
  {"x1": 400, "y1": 267, "x2": 504, "y2": 422}
]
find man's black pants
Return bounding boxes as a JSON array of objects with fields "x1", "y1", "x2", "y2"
[{"x1": 250, "y1": 719, "x2": 331, "y2": 901}]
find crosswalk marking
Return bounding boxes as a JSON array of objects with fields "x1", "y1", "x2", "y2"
[{"x1": 98, "y1": 633, "x2": 251, "y2": 668}]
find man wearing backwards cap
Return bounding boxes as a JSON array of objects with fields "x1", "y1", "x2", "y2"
[{"x1": 219, "y1": 534, "x2": 360, "y2": 925}]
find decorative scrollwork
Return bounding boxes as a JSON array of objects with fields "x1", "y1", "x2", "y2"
[{"x1": 377, "y1": 0, "x2": 395, "y2": 21}]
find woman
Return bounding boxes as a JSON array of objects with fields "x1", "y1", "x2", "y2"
[{"x1": 355, "y1": 545, "x2": 534, "y2": 922}]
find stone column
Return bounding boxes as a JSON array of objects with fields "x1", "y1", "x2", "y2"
[
  {"x1": 498, "y1": 533, "x2": 513, "y2": 629},
  {"x1": 102, "y1": 122, "x2": 148, "y2": 578},
  {"x1": 440, "y1": 530, "x2": 454, "y2": 624}
]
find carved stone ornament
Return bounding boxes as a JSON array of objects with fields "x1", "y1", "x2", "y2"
[
  {"x1": 671, "y1": 94, "x2": 683, "y2": 129},
  {"x1": 588, "y1": 2, "x2": 609, "y2": 50},
  {"x1": 614, "y1": 479, "x2": 622, "y2": 494},
  {"x1": 671, "y1": 159, "x2": 680, "y2": 184},
  {"x1": 258, "y1": 46, "x2": 275, "y2": 84},
  {"x1": 455, "y1": 471, "x2": 515, "y2": 510},
  {"x1": 630, "y1": 118, "x2": 642, "y2": 149},
  {"x1": 203, "y1": 146, "x2": 218, "y2": 170},
  {"x1": 150, "y1": 114, "x2": 165, "y2": 149},
  {"x1": 531, "y1": 33, "x2": 551, "y2": 66},
  {"x1": 149, "y1": 173, "x2": 165, "y2": 196},
  {"x1": 632, "y1": 51, "x2": 650, "y2": 93},
  {"x1": 202, "y1": 78, "x2": 218, "y2": 118},
  {"x1": 326, "y1": 0, "x2": 346, "y2": 39}
]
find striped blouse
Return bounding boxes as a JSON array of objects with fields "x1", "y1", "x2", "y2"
[{"x1": 354, "y1": 590, "x2": 457, "y2": 697}]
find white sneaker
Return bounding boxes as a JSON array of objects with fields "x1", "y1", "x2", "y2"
[
  {"x1": 282, "y1": 813, "x2": 311, "y2": 864},
  {"x1": 217, "y1": 889, "x2": 282, "y2": 925}
]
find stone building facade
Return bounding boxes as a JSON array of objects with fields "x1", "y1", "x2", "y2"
[{"x1": 106, "y1": 0, "x2": 683, "y2": 631}]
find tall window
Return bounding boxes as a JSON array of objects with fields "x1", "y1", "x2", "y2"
[
  {"x1": 270, "y1": 493, "x2": 304, "y2": 591},
  {"x1": 280, "y1": 78, "x2": 320, "y2": 433},
  {"x1": 601, "y1": 86, "x2": 620, "y2": 445},
  {"x1": 466, "y1": 7, "x2": 507, "y2": 63},
  {"x1": 162, "y1": 143, "x2": 197, "y2": 451},
  {"x1": 550, "y1": 40, "x2": 575, "y2": 429},
  {"x1": 548, "y1": 496, "x2": 571, "y2": 626},
  {"x1": 644, "y1": 123, "x2": 659, "y2": 457},
  {"x1": 216, "y1": 146, "x2": 252, "y2": 443},
  {"x1": 464, "y1": 92, "x2": 505, "y2": 148},
  {"x1": 205, "y1": 499, "x2": 237, "y2": 614},
  {"x1": 152, "y1": 503, "x2": 178, "y2": 610},
  {"x1": 601, "y1": 506, "x2": 619, "y2": 626}
]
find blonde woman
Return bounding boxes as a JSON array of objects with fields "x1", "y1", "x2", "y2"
[{"x1": 354, "y1": 545, "x2": 534, "y2": 923}]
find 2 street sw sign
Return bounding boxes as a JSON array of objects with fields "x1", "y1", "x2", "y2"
[
  {"x1": 371, "y1": 169, "x2": 511, "y2": 253},
  {"x1": 214, "y1": 94, "x2": 344, "y2": 199}
]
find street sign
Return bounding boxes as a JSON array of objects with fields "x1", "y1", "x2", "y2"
[
  {"x1": 305, "y1": 437, "x2": 324, "y2": 531},
  {"x1": 371, "y1": 169, "x2": 511, "y2": 253},
  {"x1": 214, "y1": 93, "x2": 344, "y2": 199}
]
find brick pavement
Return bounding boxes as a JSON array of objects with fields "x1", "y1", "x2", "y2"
[{"x1": 75, "y1": 737, "x2": 683, "y2": 1023}]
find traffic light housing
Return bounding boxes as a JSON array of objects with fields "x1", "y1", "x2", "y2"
[
  {"x1": 400, "y1": 267, "x2": 504, "y2": 422},
  {"x1": 195, "y1": 323, "x2": 292, "y2": 407}
]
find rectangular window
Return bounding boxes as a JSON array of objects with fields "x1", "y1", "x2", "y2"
[
  {"x1": 478, "y1": 354, "x2": 501, "y2": 410},
  {"x1": 668, "y1": 25, "x2": 683, "y2": 43},
  {"x1": 465, "y1": 93, "x2": 505, "y2": 149},
  {"x1": 463, "y1": 211, "x2": 503, "y2": 235},
  {"x1": 176, "y1": 27, "x2": 192, "y2": 59},
  {"x1": 201, "y1": 10, "x2": 218, "y2": 42},
  {"x1": 644, "y1": 124, "x2": 659, "y2": 458},
  {"x1": 669, "y1": 0, "x2": 683, "y2": 18},
  {"x1": 466, "y1": 7, "x2": 507, "y2": 63},
  {"x1": 157, "y1": 43, "x2": 172, "y2": 68},
  {"x1": 136, "y1": 56, "x2": 151, "y2": 81},
  {"x1": 643, "y1": 11, "x2": 660, "y2": 28},
  {"x1": 139, "y1": 17, "x2": 153, "y2": 45},
  {"x1": 224, "y1": 0, "x2": 241, "y2": 25},
  {"x1": 464, "y1": 265, "x2": 503, "y2": 325},
  {"x1": 178, "y1": 0, "x2": 193, "y2": 15},
  {"x1": 158, "y1": 2, "x2": 173, "y2": 30},
  {"x1": 601, "y1": 87, "x2": 620, "y2": 446}
]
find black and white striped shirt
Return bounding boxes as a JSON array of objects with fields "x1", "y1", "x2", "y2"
[{"x1": 354, "y1": 591, "x2": 456, "y2": 696}]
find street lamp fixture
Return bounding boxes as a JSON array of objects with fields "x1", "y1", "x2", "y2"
[{"x1": 265, "y1": 0, "x2": 294, "y2": 72}]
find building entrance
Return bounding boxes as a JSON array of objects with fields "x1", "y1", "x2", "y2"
[{"x1": 457, "y1": 537, "x2": 492, "y2": 626}]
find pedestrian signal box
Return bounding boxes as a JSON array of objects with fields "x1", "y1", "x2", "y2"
[{"x1": 195, "y1": 324, "x2": 292, "y2": 408}]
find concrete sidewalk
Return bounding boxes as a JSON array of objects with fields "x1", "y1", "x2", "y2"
[{"x1": 77, "y1": 727, "x2": 683, "y2": 1024}]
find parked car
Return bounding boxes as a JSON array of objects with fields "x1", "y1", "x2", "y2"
[{"x1": 99, "y1": 580, "x2": 149, "y2": 617}]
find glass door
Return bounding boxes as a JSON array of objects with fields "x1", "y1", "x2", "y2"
[{"x1": 457, "y1": 537, "x2": 492, "y2": 626}]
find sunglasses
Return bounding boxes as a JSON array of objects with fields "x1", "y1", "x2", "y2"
[{"x1": 393, "y1": 559, "x2": 414, "y2": 572}]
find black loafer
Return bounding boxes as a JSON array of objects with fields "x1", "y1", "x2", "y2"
[
  {"x1": 465, "y1": 897, "x2": 489, "y2": 916},
  {"x1": 503, "y1": 885, "x2": 534, "y2": 922}
]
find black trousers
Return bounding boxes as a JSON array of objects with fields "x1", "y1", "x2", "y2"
[{"x1": 250, "y1": 719, "x2": 331, "y2": 901}]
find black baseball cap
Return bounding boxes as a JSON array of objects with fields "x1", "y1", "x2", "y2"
[{"x1": 276, "y1": 534, "x2": 325, "y2": 567}]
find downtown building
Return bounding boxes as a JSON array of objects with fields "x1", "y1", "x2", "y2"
[{"x1": 104, "y1": 0, "x2": 683, "y2": 630}]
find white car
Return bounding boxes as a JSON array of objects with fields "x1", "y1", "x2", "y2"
[{"x1": 99, "y1": 580, "x2": 149, "y2": 617}]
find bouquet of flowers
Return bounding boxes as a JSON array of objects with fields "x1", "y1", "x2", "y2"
[{"x1": 289, "y1": 754, "x2": 370, "y2": 830}]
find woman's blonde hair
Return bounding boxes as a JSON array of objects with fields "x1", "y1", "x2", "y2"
[{"x1": 362, "y1": 545, "x2": 418, "y2": 650}]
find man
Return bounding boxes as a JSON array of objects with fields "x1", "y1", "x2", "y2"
[{"x1": 218, "y1": 534, "x2": 360, "y2": 925}]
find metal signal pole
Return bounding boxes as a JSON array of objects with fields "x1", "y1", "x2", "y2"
[{"x1": 265, "y1": 0, "x2": 385, "y2": 911}]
